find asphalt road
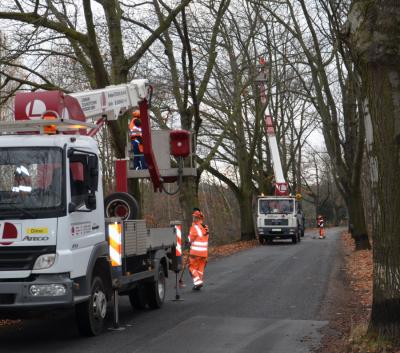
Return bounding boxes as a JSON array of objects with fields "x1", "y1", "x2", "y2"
[{"x1": 0, "y1": 227, "x2": 343, "y2": 353}]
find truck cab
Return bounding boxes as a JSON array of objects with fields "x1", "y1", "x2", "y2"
[
  {"x1": 0, "y1": 134, "x2": 106, "y2": 309},
  {"x1": 0, "y1": 132, "x2": 179, "y2": 336},
  {"x1": 0, "y1": 80, "x2": 190, "y2": 336},
  {"x1": 256, "y1": 196, "x2": 305, "y2": 244}
]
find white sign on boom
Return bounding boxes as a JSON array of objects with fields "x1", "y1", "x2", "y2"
[{"x1": 70, "y1": 79, "x2": 148, "y2": 121}]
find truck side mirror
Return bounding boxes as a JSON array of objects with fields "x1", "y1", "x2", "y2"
[
  {"x1": 88, "y1": 155, "x2": 99, "y2": 192},
  {"x1": 86, "y1": 194, "x2": 97, "y2": 210},
  {"x1": 68, "y1": 202, "x2": 77, "y2": 213}
]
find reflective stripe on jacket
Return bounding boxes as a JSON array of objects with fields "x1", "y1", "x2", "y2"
[
  {"x1": 129, "y1": 118, "x2": 142, "y2": 138},
  {"x1": 188, "y1": 222, "x2": 209, "y2": 258}
]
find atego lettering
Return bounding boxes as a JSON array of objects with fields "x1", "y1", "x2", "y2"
[{"x1": 23, "y1": 236, "x2": 49, "y2": 241}]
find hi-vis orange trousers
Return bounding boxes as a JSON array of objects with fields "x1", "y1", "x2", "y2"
[
  {"x1": 319, "y1": 227, "x2": 325, "y2": 238},
  {"x1": 189, "y1": 255, "x2": 207, "y2": 287}
]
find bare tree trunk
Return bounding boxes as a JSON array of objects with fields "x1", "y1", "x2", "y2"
[
  {"x1": 347, "y1": 0, "x2": 400, "y2": 339},
  {"x1": 178, "y1": 176, "x2": 198, "y2": 231},
  {"x1": 347, "y1": 187, "x2": 370, "y2": 250},
  {"x1": 366, "y1": 64, "x2": 400, "y2": 338},
  {"x1": 238, "y1": 186, "x2": 255, "y2": 241}
]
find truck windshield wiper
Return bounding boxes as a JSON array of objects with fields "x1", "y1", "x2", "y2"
[{"x1": 0, "y1": 203, "x2": 36, "y2": 218}]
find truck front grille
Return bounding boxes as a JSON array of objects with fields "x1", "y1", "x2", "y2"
[
  {"x1": 265, "y1": 219, "x2": 288, "y2": 226},
  {"x1": 0, "y1": 246, "x2": 56, "y2": 271}
]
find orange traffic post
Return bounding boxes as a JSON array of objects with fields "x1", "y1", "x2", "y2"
[
  {"x1": 107, "y1": 222, "x2": 124, "y2": 330},
  {"x1": 171, "y1": 221, "x2": 184, "y2": 301}
]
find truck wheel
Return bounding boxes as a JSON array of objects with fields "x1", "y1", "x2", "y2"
[
  {"x1": 104, "y1": 192, "x2": 139, "y2": 220},
  {"x1": 301, "y1": 229, "x2": 305, "y2": 237},
  {"x1": 297, "y1": 231, "x2": 301, "y2": 243},
  {"x1": 147, "y1": 265, "x2": 166, "y2": 309},
  {"x1": 128, "y1": 284, "x2": 148, "y2": 310},
  {"x1": 76, "y1": 276, "x2": 107, "y2": 336},
  {"x1": 258, "y1": 236, "x2": 265, "y2": 245},
  {"x1": 292, "y1": 235, "x2": 298, "y2": 244}
]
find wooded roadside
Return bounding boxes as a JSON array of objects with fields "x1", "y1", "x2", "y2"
[{"x1": 318, "y1": 233, "x2": 399, "y2": 353}]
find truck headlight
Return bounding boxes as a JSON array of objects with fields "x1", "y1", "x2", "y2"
[
  {"x1": 258, "y1": 228, "x2": 264, "y2": 234},
  {"x1": 33, "y1": 254, "x2": 56, "y2": 270},
  {"x1": 29, "y1": 284, "x2": 66, "y2": 297}
]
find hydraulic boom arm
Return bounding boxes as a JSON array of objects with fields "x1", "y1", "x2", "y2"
[
  {"x1": 12, "y1": 79, "x2": 164, "y2": 191},
  {"x1": 256, "y1": 58, "x2": 289, "y2": 196}
]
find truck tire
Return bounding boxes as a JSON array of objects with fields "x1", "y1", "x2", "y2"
[
  {"x1": 301, "y1": 229, "x2": 305, "y2": 237},
  {"x1": 128, "y1": 284, "x2": 148, "y2": 310},
  {"x1": 292, "y1": 235, "x2": 298, "y2": 244},
  {"x1": 104, "y1": 192, "x2": 139, "y2": 220},
  {"x1": 76, "y1": 276, "x2": 107, "y2": 336},
  {"x1": 147, "y1": 265, "x2": 166, "y2": 309},
  {"x1": 258, "y1": 236, "x2": 265, "y2": 245}
]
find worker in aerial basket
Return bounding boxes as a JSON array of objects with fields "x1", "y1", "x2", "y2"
[
  {"x1": 187, "y1": 208, "x2": 209, "y2": 290},
  {"x1": 317, "y1": 215, "x2": 325, "y2": 239},
  {"x1": 129, "y1": 111, "x2": 147, "y2": 170}
]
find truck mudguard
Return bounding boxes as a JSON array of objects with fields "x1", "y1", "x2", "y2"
[{"x1": 73, "y1": 241, "x2": 111, "y2": 301}]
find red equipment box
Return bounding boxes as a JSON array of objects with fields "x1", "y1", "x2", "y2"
[{"x1": 170, "y1": 130, "x2": 191, "y2": 157}]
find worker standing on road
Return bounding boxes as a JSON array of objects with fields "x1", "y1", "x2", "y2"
[
  {"x1": 187, "y1": 208, "x2": 209, "y2": 290},
  {"x1": 317, "y1": 215, "x2": 325, "y2": 239},
  {"x1": 129, "y1": 111, "x2": 147, "y2": 170}
]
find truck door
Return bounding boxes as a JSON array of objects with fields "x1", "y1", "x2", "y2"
[{"x1": 67, "y1": 149, "x2": 105, "y2": 278}]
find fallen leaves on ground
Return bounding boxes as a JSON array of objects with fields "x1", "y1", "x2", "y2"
[
  {"x1": 318, "y1": 232, "x2": 400, "y2": 353},
  {"x1": 208, "y1": 240, "x2": 259, "y2": 259},
  {"x1": 342, "y1": 232, "x2": 373, "y2": 321},
  {"x1": 317, "y1": 231, "x2": 372, "y2": 352},
  {"x1": 0, "y1": 319, "x2": 20, "y2": 327}
]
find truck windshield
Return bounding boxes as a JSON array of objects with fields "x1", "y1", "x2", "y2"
[
  {"x1": 0, "y1": 147, "x2": 64, "y2": 218},
  {"x1": 259, "y1": 199, "x2": 294, "y2": 214}
]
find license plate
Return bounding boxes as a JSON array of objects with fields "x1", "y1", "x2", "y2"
[{"x1": 272, "y1": 228, "x2": 281, "y2": 232}]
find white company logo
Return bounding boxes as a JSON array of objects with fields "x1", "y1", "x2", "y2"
[{"x1": 25, "y1": 99, "x2": 46, "y2": 120}]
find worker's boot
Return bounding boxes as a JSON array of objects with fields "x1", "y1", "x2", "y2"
[{"x1": 192, "y1": 283, "x2": 203, "y2": 291}]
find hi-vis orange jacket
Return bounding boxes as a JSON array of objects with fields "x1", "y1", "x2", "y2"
[
  {"x1": 129, "y1": 118, "x2": 142, "y2": 138},
  {"x1": 188, "y1": 222, "x2": 209, "y2": 258}
]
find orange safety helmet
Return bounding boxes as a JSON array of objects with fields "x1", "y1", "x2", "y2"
[
  {"x1": 192, "y1": 208, "x2": 204, "y2": 219},
  {"x1": 132, "y1": 110, "x2": 140, "y2": 118}
]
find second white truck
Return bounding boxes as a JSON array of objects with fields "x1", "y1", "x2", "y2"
[{"x1": 257, "y1": 196, "x2": 305, "y2": 244}]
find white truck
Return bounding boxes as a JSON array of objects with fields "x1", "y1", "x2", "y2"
[
  {"x1": 0, "y1": 80, "x2": 192, "y2": 336},
  {"x1": 257, "y1": 195, "x2": 305, "y2": 244},
  {"x1": 255, "y1": 58, "x2": 305, "y2": 244}
]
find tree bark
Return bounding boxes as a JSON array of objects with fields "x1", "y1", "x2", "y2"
[
  {"x1": 238, "y1": 186, "x2": 255, "y2": 241},
  {"x1": 347, "y1": 0, "x2": 400, "y2": 340},
  {"x1": 366, "y1": 62, "x2": 400, "y2": 339},
  {"x1": 347, "y1": 187, "x2": 370, "y2": 250},
  {"x1": 178, "y1": 176, "x2": 199, "y2": 232}
]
